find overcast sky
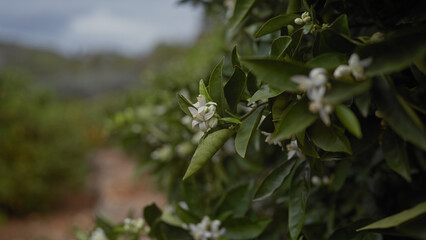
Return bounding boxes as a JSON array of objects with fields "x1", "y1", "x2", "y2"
[{"x1": 0, "y1": 0, "x2": 203, "y2": 56}]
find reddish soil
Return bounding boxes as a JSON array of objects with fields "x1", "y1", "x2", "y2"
[{"x1": 0, "y1": 148, "x2": 166, "y2": 240}]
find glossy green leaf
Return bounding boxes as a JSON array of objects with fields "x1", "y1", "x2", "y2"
[
  {"x1": 248, "y1": 85, "x2": 283, "y2": 105},
  {"x1": 306, "y1": 53, "x2": 347, "y2": 70},
  {"x1": 381, "y1": 129, "x2": 411, "y2": 182},
  {"x1": 358, "y1": 202, "x2": 426, "y2": 231},
  {"x1": 286, "y1": 0, "x2": 302, "y2": 13},
  {"x1": 287, "y1": 29, "x2": 304, "y2": 58},
  {"x1": 231, "y1": 45, "x2": 241, "y2": 68},
  {"x1": 225, "y1": 66, "x2": 246, "y2": 112},
  {"x1": 224, "y1": 218, "x2": 271, "y2": 239},
  {"x1": 330, "y1": 14, "x2": 350, "y2": 37},
  {"x1": 208, "y1": 58, "x2": 226, "y2": 116},
  {"x1": 299, "y1": 136, "x2": 319, "y2": 158},
  {"x1": 241, "y1": 58, "x2": 309, "y2": 92},
  {"x1": 255, "y1": 14, "x2": 299, "y2": 38},
  {"x1": 310, "y1": 122, "x2": 352, "y2": 154},
  {"x1": 274, "y1": 100, "x2": 318, "y2": 141},
  {"x1": 335, "y1": 104, "x2": 362, "y2": 138},
  {"x1": 229, "y1": 0, "x2": 256, "y2": 28},
  {"x1": 235, "y1": 107, "x2": 264, "y2": 157},
  {"x1": 272, "y1": 94, "x2": 290, "y2": 121},
  {"x1": 289, "y1": 163, "x2": 310, "y2": 240},
  {"x1": 176, "y1": 93, "x2": 194, "y2": 116},
  {"x1": 359, "y1": 27, "x2": 426, "y2": 76},
  {"x1": 254, "y1": 158, "x2": 297, "y2": 201},
  {"x1": 271, "y1": 36, "x2": 292, "y2": 57},
  {"x1": 325, "y1": 80, "x2": 372, "y2": 104},
  {"x1": 157, "y1": 222, "x2": 193, "y2": 240},
  {"x1": 183, "y1": 129, "x2": 234, "y2": 180},
  {"x1": 374, "y1": 76, "x2": 426, "y2": 151},
  {"x1": 220, "y1": 117, "x2": 242, "y2": 124},
  {"x1": 144, "y1": 203, "x2": 162, "y2": 227},
  {"x1": 216, "y1": 183, "x2": 253, "y2": 217},
  {"x1": 354, "y1": 91, "x2": 371, "y2": 118},
  {"x1": 331, "y1": 160, "x2": 351, "y2": 191},
  {"x1": 199, "y1": 79, "x2": 212, "y2": 102},
  {"x1": 314, "y1": 29, "x2": 357, "y2": 56},
  {"x1": 172, "y1": 202, "x2": 200, "y2": 224}
]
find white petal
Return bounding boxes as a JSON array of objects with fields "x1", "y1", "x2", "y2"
[
  {"x1": 294, "y1": 18, "x2": 303, "y2": 25},
  {"x1": 359, "y1": 57, "x2": 373, "y2": 68},
  {"x1": 309, "y1": 68, "x2": 327, "y2": 79},
  {"x1": 288, "y1": 150, "x2": 296, "y2": 159},
  {"x1": 189, "y1": 107, "x2": 198, "y2": 116},
  {"x1": 319, "y1": 109, "x2": 331, "y2": 126},
  {"x1": 206, "y1": 101, "x2": 217, "y2": 106},
  {"x1": 197, "y1": 95, "x2": 206, "y2": 106},
  {"x1": 204, "y1": 110, "x2": 215, "y2": 120},
  {"x1": 208, "y1": 118, "x2": 218, "y2": 128},
  {"x1": 199, "y1": 122, "x2": 208, "y2": 132},
  {"x1": 333, "y1": 65, "x2": 351, "y2": 79},
  {"x1": 348, "y1": 53, "x2": 360, "y2": 66},
  {"x1": 192, "y1": 120, "x2": 199, "y2": 128}
]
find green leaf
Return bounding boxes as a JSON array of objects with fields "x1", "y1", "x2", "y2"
[
  {"x1": 216, "y1": 183, "x2": 253, "y2": 217},
  {"x1": 299, "y1": 136, "x2": 319, "y2": 158},
  {"x1": 354, "y1": 91, "x2": 371, "y2": 118},
  {"x1": 274, "y1": 99, "x2": 318, "y2": 141},
  {"x1": 248, "y1": 85, "x2": 283, "y2": 105},
  {"x1": 272, "y1": 94, "x2": 291, "y2": 121},
  {"x1": 220, "y1": 117, "x2": 242, "y2": 124},
  {"x1": 331, "y1": 160, "x2": 351, "y2": 191},
  {"x1": 231, "y1": 45, "x2": 241, "y2": 68},
  {"x1": 329, "y1": 14, "x2": 350, "y2": 37},
  {"x1": 335, "y1": 104, "x2": 362, "y2": 138},
  {"x1": 183, "y1": 129, "x2": 235, "y2": 180},
  {"x1": 255, "y1": 14, "x2": 299, "y2": 38},
  {"x1": 235, "y1": 107, "x2": 264, "y2": 157},
  {"x1": 225, "y1": 66, "x2": 246, "y2": 112},
  {"x1": 229, "y1": 0, "x2": 257, "y2": 28},
  {"x1": 359, "y1": 27, "x2": 426, "y2": 76},
  {"x1": 325, "y1": 80, "x2": 372, "y2": 104},
  {"x1": 310, "y1": 122, "x2": 352, "y2": 154},
  {"x1": 306, "y1": 53, "x2": 347, "y2": 70},
  {"x1": 357, "y1": 202, "x2": 426, "y2": 231},
  {"x1": 224, "y1": 218, "x2": 271, "y2": 239},
  {"x1": 172, "y1": 202, "x2": 200, "y2": 224},
  {"x1": 287, "y1": 29, "x2": 304, "y2": 58},
  {"x1": 254, "y1": 158, "x2": 297, "y2": 201},
  {"x1": 241, "y1": 58, "x2": 309, "y2": 92},
  {"x1": 271, "y1": 36, "x2": 293, "y2": 57},
  {"x1": 314, "y1": 29, "x2": 357, "y2": 56},
  {"x1": 286, "y1": 0, "x2": 302, "y2": 13},
  {"x1": 374, "y1": 76, "x2": 426, "y2": 151},
  {"x1": 144, "y1": 203, "x2": 162, "y2": 227},
  {"x1": 157, "y1": 222, "x2": 193, "y2": 240},
  {"x1": 289, "y1": 163, "x2": 310, "y2": 240},
  {"x1": 208, "y1": 58, "x2": 227, "y2": 116},
  {"x1": 176, "y1": 93, "x2": 194, "y2": 116},
  {"x1": 199, "y1": 79, "x2": 212, "y2": 102},
  {"x1": 381, "y1": 129, "x2": 411, "y2": 182}
]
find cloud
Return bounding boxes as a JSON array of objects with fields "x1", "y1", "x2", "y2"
[{"x1": 0, "y1": 0, "x2": 202, "y2": 55}]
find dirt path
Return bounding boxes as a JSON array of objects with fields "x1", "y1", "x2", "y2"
[{"x1": 0, "y1": 148, "x2": 166, "y2": 240}]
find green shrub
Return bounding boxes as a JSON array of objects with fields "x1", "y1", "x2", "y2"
[
  {"x1": 84, "y1": 0, "x2": 426, "y2": 239},
  {"x1": 0, "y1": 70, "x2": 94, "y2": 215}
]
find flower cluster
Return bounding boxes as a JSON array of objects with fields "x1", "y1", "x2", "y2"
[
  {"x1": 286, "y1": 140, "x2": 305, "y2": 160},
  {"x1": 189, "y1": 95, "x2": 218, "y2": 132},
  {"x1": 291, "y1": 68, "x2": 333, "y2": 125},
  {"x1": 261, "y1": 131, "x2": 283, "y2": 148},
  {"x1": 90, "y1": 228, "x2": 108, "y2": 240},
  {"x1": 294, "y1": 12, "x2": 311, "y2": 25},
  {"x1": 333, "y1": 53, "x2": 372, "y2": 81},
  {"x1": 123, "y1": 217, "x2": 150, "y2": 233},
  {"x1": 183, "y1": 216, "x2": 226, "y2": 240}
]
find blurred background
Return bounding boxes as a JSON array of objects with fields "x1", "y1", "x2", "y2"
[{"x1": 0, "y1": 0, "x2": 224, "y2": 239}]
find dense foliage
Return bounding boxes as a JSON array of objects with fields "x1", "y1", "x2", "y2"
[
  {"x1": 0, "y1": 70, "x2": 98, "y2": 216},
  {"x1": 84, "y1": 0, "x2": 426, "y2": 239}
]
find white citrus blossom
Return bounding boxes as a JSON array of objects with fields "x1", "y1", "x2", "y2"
[
  {"x1": 90, "y1": 228, "x2": 108, "y2": 240},
  {"x1": 184, "y1": 216, "x2": 226, "y2": 240},
  {"x1": 308, "y1": 86, "x2": 333, "y2": 126},
  {"x1": 291, "y1": 68, "x2": 328, "y2": 95},
  {"x1": 188, "y1": 95, "x2": 218, "y2": 132},
  {"x1": 124, "y1": 217, "x2": 149, "y2": 233},
  {"x1": 294, "y1": 11, "x2": 311, "y2": 25},
  {"x1": 333, "y1": 53, "x2": 372, "y2": 81},
  {"x1": 261, "y1": 131, "x2": 283, "y2": 148},
  {"x1": 286, "y1": 140, "x2": 304, "y2": 159}
]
